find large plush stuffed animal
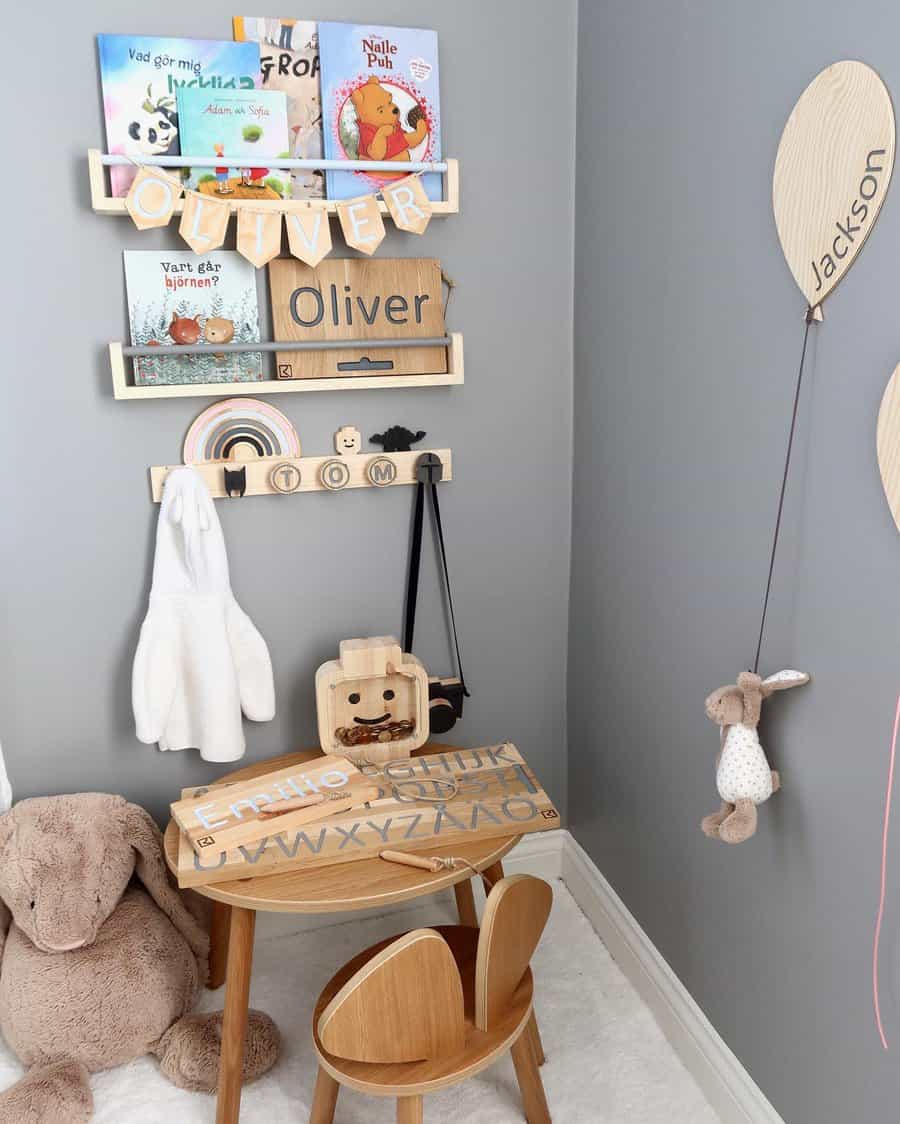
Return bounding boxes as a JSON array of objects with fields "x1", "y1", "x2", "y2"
[
  {"x1": 0, "y1": 794, "x2": 279, "y2": 1122},
  {"x1": 701, "y1": 670, "x2": 809, "y2": 844}
]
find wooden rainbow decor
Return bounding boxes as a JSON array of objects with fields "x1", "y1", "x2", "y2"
[{"x1": 182, "y1": 399, "x2": 302, "y2": 464}]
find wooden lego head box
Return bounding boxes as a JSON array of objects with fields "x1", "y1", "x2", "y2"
[{"x1": 315, "y1": 637, "x2": 430, "y2": 763}]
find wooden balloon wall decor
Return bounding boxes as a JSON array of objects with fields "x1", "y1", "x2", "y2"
[
  {"x1": 703, "y1": 60, "x2": 896, "y2": 850},
  {"x1": 871, "y1": 365, "x2": 900, "y2": 1050},
  {"x1": 774, "y1": 59, "x2": 895, "y2": 312}
]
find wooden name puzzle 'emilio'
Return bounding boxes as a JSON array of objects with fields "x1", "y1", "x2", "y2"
[{"x1": 173, "y1": 743, "x2": 559, "y2": 887}]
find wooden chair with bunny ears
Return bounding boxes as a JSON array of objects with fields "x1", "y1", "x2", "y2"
[{"x1": 309, "y1": 874, "x2": 553, "y2": 1124}]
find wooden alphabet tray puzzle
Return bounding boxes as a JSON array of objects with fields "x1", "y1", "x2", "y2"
[{"x1": 174, "y1": 743, "x2": 559, "y2": 887}]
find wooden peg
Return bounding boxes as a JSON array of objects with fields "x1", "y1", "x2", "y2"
[
  {"x1": 380, "y1": 850, "x2": 445, "y2": 873},
  {"x1": 258, "y1": 794, "x2": 326, "y2": 819}
]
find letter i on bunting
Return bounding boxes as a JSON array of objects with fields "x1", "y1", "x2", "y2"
[
  {"x1": 382, "y1": 174, "x2": 432, "y2": 234},
  {"x1": 336, "y1": 194, "x2": 386, "y2": 255},
  {"x1": 179, "y1": 191, "x2": 230, "y2": 254},
  {"x1": 237, "y1": 208, "x2": 283, "y2": 267},
  {"x1": 125, "y1": 166, "x2": 184, "y2": 230},
  {"x1": 286, "y1": 208, "x2": 332, "y2": 266}
]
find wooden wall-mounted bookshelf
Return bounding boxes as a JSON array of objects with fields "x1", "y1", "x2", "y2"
[
  {"x1": 88, "y1": 149, "x2": 460, "y2": 216},
  {"x1": 109, "y1": 333, "x2": 464, "y2": 400}
]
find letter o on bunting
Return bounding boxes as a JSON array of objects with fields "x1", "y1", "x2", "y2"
[
  {"x1": 773, "y1": 60, "x2": 895, "y2": 309},
  {"x1": 125, "y1": 166, "x2": 183, "y2": 229}
]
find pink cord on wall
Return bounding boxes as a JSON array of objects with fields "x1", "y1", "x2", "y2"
[{"x1": 873, "y1": 692, "x2": 900, "y2": 1050}]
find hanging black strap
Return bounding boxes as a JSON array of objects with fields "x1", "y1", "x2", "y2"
[{"x1": 403, "y1": 455, "x2": 469, "y2": 696}]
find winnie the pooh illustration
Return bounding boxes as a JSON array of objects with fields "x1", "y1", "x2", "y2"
[{"x1": 351, "y1": 76, "x2": 428, "y2": 167}]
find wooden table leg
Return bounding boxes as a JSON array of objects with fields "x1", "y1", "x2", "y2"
[
  {"x1": 511, "y1": 1031, "x2": 551, "y2": 1124},
  {"x1": 453, "y1": 879, "x2": 478, "y2": 927},
  {"x1": 209, "y1": 902, "x2": 232, "y2": 990},
  {"x1": 482, "y1": 860, "x2": 505, "y2": 894},
  {"x1": 397, "y1": 1095, "x2": 424, "y2": 1123},
  {"x1": 215, "y1": 906, "x2": 256, "y2": 1124},
  {"x1": 310, "y1": 1066, "x2": 340, "y2": 1124},
  {"x1": 526, "y1": 1010, "x2": 546, "y2": 1066}
]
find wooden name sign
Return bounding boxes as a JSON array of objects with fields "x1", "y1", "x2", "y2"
[
  {"x1": 774, "y1": 60, "x2": 895, "y2": 308},
  {"x1": 171, "y1": 754, "x2": 377, "y2": 855},
  {"x1": 175, "y1": 743, "x2": 559, "y2": 887},
  {"x1": 269, "y1": 258, "x2": 447, "y2": 379}
]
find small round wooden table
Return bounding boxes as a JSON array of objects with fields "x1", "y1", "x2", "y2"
[{"x1": 163, "y1": 744, "x2": 521, "y2": 1124}]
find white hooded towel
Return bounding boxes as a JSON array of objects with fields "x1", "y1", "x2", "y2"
[{"x1": 132, "y1": 466, "x2": 275, "y2": 762}]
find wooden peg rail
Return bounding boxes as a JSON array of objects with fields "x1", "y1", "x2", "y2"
[{"x1": 149, "y1": 449, "x2": 452, "y2": 501}]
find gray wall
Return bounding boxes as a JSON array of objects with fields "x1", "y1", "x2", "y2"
[
  {"x1": 1, "y1": 0, "x2": 575, "y2": 824},
  {"x1": 569, "y1": 2, "x2": 900, "y2": 1122}
]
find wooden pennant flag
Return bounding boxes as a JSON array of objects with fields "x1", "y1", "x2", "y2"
[
  {"x1": 285, "y1": 208, "x2": 333, "y2": 267},
  {"x1": 336, "y1": 194, "x2": 386, "y2": 255},
  {"x1": 237, "y1": 207, "x2": 283, "y2": 267},
  {"x1": 125, "y1": 166, "x2": 183, "y2": 230},
  {"x1": 382, "y1": 174, "x2": 432, "y2": 235},
  {"x1": 179, "y1": 191, "x2": 231, "y2": 254}
]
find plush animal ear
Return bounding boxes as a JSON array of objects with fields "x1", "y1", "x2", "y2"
[
  {"x1": 736, "y1": 671, "x2": 764, "y2": 725},
  {"x1": 120, "y1": 802, "x2": 209, "y2": 970},
  {"x1": 761, "y1": 670, "x2": 810, "y2": 696}
]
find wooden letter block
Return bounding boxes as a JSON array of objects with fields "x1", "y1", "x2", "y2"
[
  {"x1": 179, "y1": 191, "x2": 230, "y2": 254},
  {"x1": 125, "y1": 166, "x2": 183, "y2": 229},
  {"x1": 286, "y1": 209, "x2": 333, "y2": 267},
  {"x1": 237, "y1": 208, "x2": 283, "y2": 268},
  {"x1": 383, "y1": 174, "x2": 432, "y2": 235},
  {"x1": 337, "y1": 195, "x2": 386, "y2": 255}
]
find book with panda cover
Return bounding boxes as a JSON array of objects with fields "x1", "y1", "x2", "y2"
[
  {"x1": 97, "y1": 34, "x2": 261, "y2": 197},
  {"x1": 318, "y1": 21, "x2": 441, "y2": 201},
  {"x1": 123, "y1": 251, "x2": 263, "y2": 386},
  {"x1": 232, "y1": 17, "x2": 324, "y2": 198},
  {"x1": 176, "y1": 86, "x2": 291, "y2": 197}
]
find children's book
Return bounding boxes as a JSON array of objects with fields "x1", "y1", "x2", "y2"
[
  {"x1": 233, "y1": 17, "x2": 324, "y2": 198},
  {"x1": 318, "y1": 22, "x2": 441, "y2": 201},
  {"x1": 97, "y1": 35, "x2": 261, "y2": 197},
  {"x1": 176, "y1": 86, "x2": 291, "y2": 198},
  {"x1": 123, "y1": 251, "x2": 263, "y2": 386}
]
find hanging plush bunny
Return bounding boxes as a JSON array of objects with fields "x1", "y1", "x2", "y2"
[
  {"x1": 701, "y1": 669, "x2": 809, "y2": 844},
  {"x1": 132, "y1": 466, "x2": 275, "y2": 762}
]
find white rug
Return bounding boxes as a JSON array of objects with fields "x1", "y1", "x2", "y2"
[{"x1": 0, "y1": 881, "x2": 720, "y2": 1123}]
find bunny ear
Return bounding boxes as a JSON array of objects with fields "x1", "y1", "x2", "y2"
[
  {"x1": 0, "y1": 740, "x2": 12, "y2": 814},
  {"x1": 762, "y1": 670, "x2": 810, "y2": 693}
]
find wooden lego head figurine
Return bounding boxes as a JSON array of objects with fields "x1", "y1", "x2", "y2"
[{"x1": 315, "y1": 637, "x2": 430, "y2": 764}]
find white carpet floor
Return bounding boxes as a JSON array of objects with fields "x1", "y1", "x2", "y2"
[{"x1": 0, "y1": 880, "x2": 721, "y2": 1123}]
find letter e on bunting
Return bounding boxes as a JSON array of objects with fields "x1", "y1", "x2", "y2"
[
  {"x1": 773, "y1": 60, "x2": 895, "y2": 310},
  {"x1": 336, "y1": 195, "x2": 386, "y2": 255},
  {"x1": 286, "y1": 208, "x2": 332, "y2": 267},
  {"x1": 237, "y1": 208, "x2": 283, "y2": 267},
  {"x1": 125, "y1": 166, "x2": 183, "y2": 230},
  {"x1": 383, "y1": 174, "x2": 432, "y2": 235},
  {"x1": 179, "y1": 192, "x2": 230, "y2": 254}
]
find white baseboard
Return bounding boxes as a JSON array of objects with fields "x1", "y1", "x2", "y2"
[
  {"x1": 255, "y1": 828, "x2": 780, "y2": 1124},
  {"x1": 560, "y1": 832, "x2": 784, "y2": 1124}
]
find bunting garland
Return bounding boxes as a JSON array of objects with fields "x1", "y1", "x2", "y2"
[{"x1": 123, "y1": 162, "x2": 434, "y2": 267}]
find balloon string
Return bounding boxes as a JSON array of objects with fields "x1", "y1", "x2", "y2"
[
  {"x1": 873, "y1": 691, "x2": 900, "y2": 1050},
  {"x1": 752, "y1": 312, "x2": 815, "y2": 673}
]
